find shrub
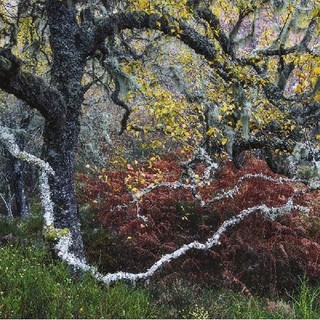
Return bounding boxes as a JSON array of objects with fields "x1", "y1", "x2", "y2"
[{"x1": 77, "y1": 155, "x2": 320, "y2": 297}]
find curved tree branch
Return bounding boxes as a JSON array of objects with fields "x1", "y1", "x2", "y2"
[
  {"x1": 0, "y1": 48, "x2": 65, "y2": 126},
  {"x1": 196, "y1": 8, "x2": 233, "y2": 57},
  {"x1": 91, "y1": 9, "x2": 318, "y2": 146},
  {"x1": 0, "y1": 125, "x2": 55, "y2": 225},
  {"x1": 55, "y1": 186, "x2": 311, "y2": 285},
  {"x1": 92, "y1": 10, "x2": 316, "y2": 106},
  {"x1": 93, "y1": 11, "x2": 218, "y2": 64}
]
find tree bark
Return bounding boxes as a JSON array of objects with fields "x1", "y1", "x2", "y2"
[
  {"x1": 10, "y1": 157, "x2": 29, "y2": 218},
  {"x1": 43, "y1": 0, "x2": 87, "y2": 260},
  {"x1": 42, "y1": 122, "x2": 84, "y2": 259}
]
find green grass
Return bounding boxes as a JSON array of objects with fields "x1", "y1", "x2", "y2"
[
  {"x1": 149, "y1": 279, "x2": 319, "y2": 319},
  {"x1": 0, "y1": 213, "x2": 319, "y2": 319},
  {"x1": 147, "y1": 278, "x2": 296, "y2": 319},
  {"x1": 0, "y1": 244, "x2": 155, "y2": 319},
  {"x1": 0, "y1": 212, "x2": 44, "y2": 243},
  {"x1": 0, "y1": 214, "x2": 155, "y2": 318},
  {"x1": 290, "y1": 278, "x2": 320, "y2": 319}
]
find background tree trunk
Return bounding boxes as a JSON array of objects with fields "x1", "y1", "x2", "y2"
[{"x1": 10, "y1": 157, "x2": 29, "y2": 218}]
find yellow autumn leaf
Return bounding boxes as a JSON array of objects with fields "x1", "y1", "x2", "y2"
[
  {"x1": 221, "y1": 137, "x2": 228, "y2": 145},
  {"x1": 207, "y1": 127, "x2": 216, "y2": 136},
  {"x1": 139, "y1": 0, "x2": 149, "y2": 10}
]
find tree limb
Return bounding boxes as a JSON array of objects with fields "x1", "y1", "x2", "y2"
[
  {"x1": 0, "y1": 48, "x2": 65, "y2": 126},
  {"x1": 196, "y1": 8, "x2": 233, "y2": 57},
  {"x1": 93, "y1": 11, "x2": 218, "y2": 65},
  {"x1": 0, "y1": 126, "x2": 55, "y2": 224}
]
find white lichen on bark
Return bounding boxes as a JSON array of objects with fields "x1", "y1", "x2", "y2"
[
  {"x1": 52, "y1": 179, "x2": 310, "y2": 285},
  {"x1": 0, "y1": 125, "x2": 54, "y2": 225},
  {"x1": 39, "y1": 170, "x2": 55, "y2": 226}
]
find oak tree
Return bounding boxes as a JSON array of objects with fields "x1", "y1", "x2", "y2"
[{"x1": 0, "y1": 0, "x2": 319, "y2": 262}]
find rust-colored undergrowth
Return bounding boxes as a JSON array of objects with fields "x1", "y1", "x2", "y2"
[{"x1": 77, "y1": 156, "x2": 320, "y2": 296}]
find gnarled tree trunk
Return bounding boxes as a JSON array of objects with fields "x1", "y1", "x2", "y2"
[{"x1": 42, "y1": 0, "x2": 88, "y2": 260}]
